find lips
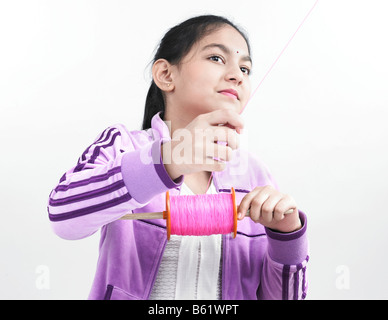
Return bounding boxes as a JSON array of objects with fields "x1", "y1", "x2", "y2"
[{"x1": 219, "y1": 89, "x2": 239, "y2": 100}]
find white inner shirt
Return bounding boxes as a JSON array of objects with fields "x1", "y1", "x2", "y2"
[{"x1": 149, "y1": 181, "x2": 222, "y2": 300}]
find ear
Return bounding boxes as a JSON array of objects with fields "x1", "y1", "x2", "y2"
[{"x1": 152, "y1": 59, "x2": 175, "y2": 92}]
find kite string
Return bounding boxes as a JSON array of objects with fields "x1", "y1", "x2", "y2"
[
  {"x1": 241, "y1": 0, "x2": 320, "y2": 114},
  {"x1": 206, "y1": 0, "x2": 319, "y2": 191}
]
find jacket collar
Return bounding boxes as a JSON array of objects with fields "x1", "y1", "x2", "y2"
[{"x1": 151, "y1": 112, "x2": 171, "y2": 142}]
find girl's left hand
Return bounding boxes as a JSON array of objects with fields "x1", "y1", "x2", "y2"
[{"x1": 237, "y1": 185, "x2": 302, "y2": 233}]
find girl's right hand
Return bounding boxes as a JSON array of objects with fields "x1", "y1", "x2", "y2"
[{"x1": 162, "y1": 109, "x2": 244, "y2": 180}]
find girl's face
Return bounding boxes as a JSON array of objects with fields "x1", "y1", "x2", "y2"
[{"x1": 167, "y1": 25, "x2": 252, "y2": 122}]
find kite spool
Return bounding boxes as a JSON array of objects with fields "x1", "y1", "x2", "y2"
[
  {"x1": 163, "y1": 187, "x2": 238, "y2": 240},
  {"x1": 120, "y1": 188, "x2": 294, "y2": 240}
]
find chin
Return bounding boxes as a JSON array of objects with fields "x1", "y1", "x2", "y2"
[
  {"x1": 219, "y1": 103, "x2": 242, "y2": 113},
  {"x1": 193, "y1": 99, "x2": 241, "y2": 115}
]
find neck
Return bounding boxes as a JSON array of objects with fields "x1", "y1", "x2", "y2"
[
  {"x1": 163, "y1": 104, "x2": 213, "y2": 194},
  {"x1": 163, "y1": 105, "x2": 196, "y2": 136},
  {"x1": 184, "y1": 172, "x2": 213, "y2": 195}
]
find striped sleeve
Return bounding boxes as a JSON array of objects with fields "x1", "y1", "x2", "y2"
[
  {"x1": 47, "y1": 125, "x2": 183, "y2": 240},
  {"x1": 258, "y1": 211, "x2": 309, "y2": 300}
]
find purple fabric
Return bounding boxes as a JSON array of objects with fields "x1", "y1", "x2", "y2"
[
  {"x1": 265, "y1": 212, "x2": 308, "y2": 265},
  {"x1": 47, "y1": 113, "x2": 309, "y2": 300},
  {"x1": 121, "y1": 139, "x2": 183, "y2": 205},
  {"x1": 55, "y1": 166, "x2": 122, "y2": 192}
]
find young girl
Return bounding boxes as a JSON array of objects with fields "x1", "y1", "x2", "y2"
[{"x1": 48, "y1": 15, "x2": 308, "y2": 300}]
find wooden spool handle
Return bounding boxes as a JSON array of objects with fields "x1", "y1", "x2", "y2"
[
  {"x1": 120, "y1": 190, "x2": 294, "y2": 241},
  {"x1": 119, "y1": 207, "x2": 294, "y2": 220}
]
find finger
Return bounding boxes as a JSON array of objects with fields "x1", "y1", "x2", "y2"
[
  {"x1": 202, "y1": 157, "x2": 227, "y2": 172},
  {"x1": 204, "y1": 132, "x2": 234, "y2": 162},
  {"x1": 225, "y1": 127, "x2": 239, "y2": 150},
  {"x1": 261, "y1": 194, "x2": 283, "y2": 224},
  {"x1": 238, "y1": 186, "x2": 276, "y2": 221},
  {"x1": 213, "y1": 127, "x2": 239, "y2": 150},
  {"x1": 237, "y1": 189, "x2": 260, "y2": 220},
  {"x1": 212, "y1": 144, "x2": 233, "y2": 162},
  {"x1": 205, "y1": 109, "x2": 245, "y2": 132},
  {"x1": 247, "y1": 190, "x2": 271, "y2": 223},
  {"x1": 273, "y1": 195, "x2": 297, "y2": 221}
]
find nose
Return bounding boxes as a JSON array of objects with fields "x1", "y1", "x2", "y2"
[{"x1": 225, "y1": 64, "x2": 244, "y2": 86}]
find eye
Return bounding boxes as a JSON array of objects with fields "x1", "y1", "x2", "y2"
[
  {"x1": 240, "y1": 66, "x2": 251, "y2": 75},
  {"x1": 209, "y1": 55, "x2": 225, "y2": 64}
]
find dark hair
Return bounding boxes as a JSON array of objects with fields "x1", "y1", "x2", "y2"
[{"x1": 142, "y1": 15, "x2": 251, "y2": 130}]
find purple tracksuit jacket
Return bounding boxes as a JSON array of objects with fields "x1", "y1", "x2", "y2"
[{"x1": 47, "y1": 112, "x2": 309, "y2": 300}]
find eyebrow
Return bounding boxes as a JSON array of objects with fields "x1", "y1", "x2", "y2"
[{"x1": 201, "y1": 43, "x2": 252, "y2": 64}]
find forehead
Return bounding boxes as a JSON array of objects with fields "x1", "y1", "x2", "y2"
[
  {"x1": 204, "y1": 25, "x2": 248, "y2": 49},
  {"x1": 190, "y1": 25, "x2": 250, "y2": 57}
]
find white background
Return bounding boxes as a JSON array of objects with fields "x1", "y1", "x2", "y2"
[{"x1": 1, "y1": 0, "x2": 387, "y2": 299}]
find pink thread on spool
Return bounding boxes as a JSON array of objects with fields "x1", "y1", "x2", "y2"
[{"x1": 165, "y1": 188, "x2": 238, "y2": 239}]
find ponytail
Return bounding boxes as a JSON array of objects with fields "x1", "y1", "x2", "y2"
[{"x1": 142, "y1": 81, "x2": 165, "y2": 130}]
